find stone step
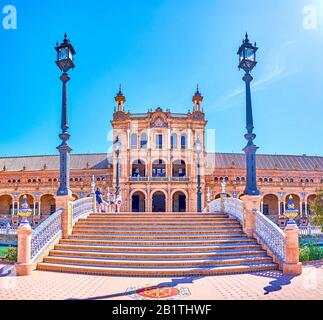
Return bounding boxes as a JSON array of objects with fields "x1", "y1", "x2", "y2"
[
  {"x1": 42, "y1": 255, "x2": 273, "y2": 268},
  {"x1": 59, "y1": 238, "x2": 255, "y2": 247},
  {"x1": 49, "y1": 249, "x2": 267, "y2": 260},
  {"x1": 37, "y1": 262, "x2": 279, "y2": 277},
  {"x1": 55, "y1": 242, "x2": 261, "y2": 253},
  {"x1": 69, "y1": 233, "x2": 246, "y2": 240},
  {"x1": 85, "y1": 216, "x2": 235, "y2": 222},
  {"x1": 88, "y1": 213, "x2": 229, "y2": 218},
  {"x1": 54, "y1": 243, "x2": 262, "y2": 253},
  {"x1": 71, "y1": 229, "x2": 244, "y2": 235},
  {"x1": 73, "y1": 224, "x2": 241, "y2": 230},
  {"x1": 76, "y1": 220, "x2": 241, "y2": 226}
]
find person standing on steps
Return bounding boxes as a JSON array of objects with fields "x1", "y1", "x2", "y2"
[
  {"x1": 108, "y1": 191, "x2": 115, "y2": 213},
  {"x1": 95, "y1": 187, "x2": 103, "y2": 213}
]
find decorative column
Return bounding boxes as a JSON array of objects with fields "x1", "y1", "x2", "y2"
[
  {"x1": 15, "y1": 196, "x2": 34, "y2": 276},
  {"x1": 237, "y1": 34, "x2": 260, "y2": 196},
  {"x1": 54, "y1": 34, "x2": 76, "y2": 238},
  {"x1": 283, "y1": 196, "x2": 302, "y2": 275},
  {"x1": 195, "y1": 137, "x2": 202, "y2": 212}
]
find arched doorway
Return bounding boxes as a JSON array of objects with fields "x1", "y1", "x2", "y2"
[
  {"x1": 0, "y1": 195, "x2": 13, "y2": 216},
  {"x1": 152, "y1": 191, "x2": 166, "y2": 212},
  {"x1": 263, "y1": 194, "x2": 279, "y2": 216},
  {"x1": 40, "y1": 194, "x2": 56, "y2": 216},
  {"x1": 307, "y1": 194, "x2": 317, "y2": 215},
  {"x1": 215, "y1": 193, "x2": 231, "y2": 199},
  {"x1": 132, "y1": 191, "x2": 146, "y2": 212},
  {"x1": 172, "y1": 191, "x2": 186, "y2": 212},
  {"x1": 132, "y1": 160, "x2": 146, "y2": 177}
]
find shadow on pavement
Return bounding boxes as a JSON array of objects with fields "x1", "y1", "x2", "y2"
[{"x1": 251, "y1": 270, "x2": 295, "y2": 295}]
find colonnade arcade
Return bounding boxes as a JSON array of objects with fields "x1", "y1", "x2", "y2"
[
  {"x1": 130, "y1": 189, "x2": 188, "y2": 213},
  {"x1": 0, "y1": 193, "x2": 80, "y2": 218}
]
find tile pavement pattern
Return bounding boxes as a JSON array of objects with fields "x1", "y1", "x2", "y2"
[{"x1": 0, "y1": 263, "x2": 322, "y2": 300}]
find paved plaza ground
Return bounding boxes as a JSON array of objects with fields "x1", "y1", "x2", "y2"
[{"x1": 0, "y1": 262, "x2": 322, "y2": 300}]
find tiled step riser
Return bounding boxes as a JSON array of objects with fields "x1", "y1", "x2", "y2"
[
  {"x1": 49, "y1": 250, "x2": 267, "y2": 260},
  {"x1": 54, "y1": 244, "x2": 262, "y2": 253},
  {"x1": 76, "y1": 221, "x2": 241, "y2": 226},
  {"x1": 43, "y1": 256, "x2": 273, "y2": 268},
  {"x1": 74, "y1": 225, "x2": 241, "y2": 231},
  {"x1": 72, "y1": 229, "x2": 243, "y2": 235},
  {"x1": 69, "y1": 234, "x2": 246, "y2": 240},
  {"x1": 88, "y1": 214, "x2": 229, "y2": 218},
  {"x1": 37, "y1": 263, "x2": 279, "y2": 277},
  {"x1": 85, "y1": 218, "x2": 236, "y2": 222},
  {"x1": 59, "y1": 239, "x2": 255, "y2": 247}
]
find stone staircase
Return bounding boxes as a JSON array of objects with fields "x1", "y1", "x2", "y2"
[{"x1": 37, "y1": 212, "x2": 279, "y2": 277}]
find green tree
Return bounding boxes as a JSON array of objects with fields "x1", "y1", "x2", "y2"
[{"x1": 310, "y1": 189, "x2": 323, "y2": 227}]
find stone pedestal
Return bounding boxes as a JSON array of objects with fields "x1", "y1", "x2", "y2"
[
  {"x1": 55, "y1": 195, "x2": 74, "y2": 239},
  {"x1": 283, "y1": 221, "x2": 302, "y2": 275},
  {"x1": 241, "y1": 195, "x2": 262, "y2": 238},
  {"x1": 15, "y1": 223, "x2": 34, "y2": 276}
]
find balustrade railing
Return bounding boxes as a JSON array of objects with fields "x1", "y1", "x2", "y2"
[
  {"x1": 72, "y1": 197, "x2": 93, "y2": 222},
  {"x1": 30, "y1": 209, "x2": 63, "y2": 262},
  {"x1": 207, "y1": 198, "x2": 243, "y2": 223},
  {"x1": 254, "y1": 210, "x2": 286, "y2": 263},
  {"x1": 0, "y1": 225, "x2": 17, "y2": 236},
  {"x1": 299, "y1": 225, "x2": 323, "y2": 238}
]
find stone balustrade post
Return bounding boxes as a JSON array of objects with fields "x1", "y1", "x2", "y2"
[
  {"x1": 15, "y1": 223, "x2": 34, "y2": 276},
  {"x1": 55, "y1": 195, "x2": 74, "y2": 239},
  {"x1": 283, "y1": 221, "x2": 302, "y2": 275},
  {"x1": 92, "y1": 194, "x2": 97, "y2": 213},
  {"x1": 241, "y1": 195, "x2": 262, "y2": 238}
]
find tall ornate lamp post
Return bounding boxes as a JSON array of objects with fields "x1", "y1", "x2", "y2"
[
  {"x1": 55, "y1": 34, "x2": 76, "y2": 197},
  {"x1": 195, "y1": 137, "x2": 202, "y2": 212},
  {"x1": 237, "y1": 33, "x2": 260, "y2": 196},
  {"x1": 114, "y1": 137, "x2": 121, "y2": 210}
]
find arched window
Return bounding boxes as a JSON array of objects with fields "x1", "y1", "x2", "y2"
[
  {"x1": 310, "y1": 179, "x2": 314, "y2": 183},
  {"x1": 171, "y1": 134, "x2": 177, "y2": 149},
  {"x1": 241, "y1": 177, "x2": 246, "y2": 182},
  {"x1": 290, "y1": 178, "x2": 294, "y2": 183},
  {"x1": 214, "y1": 177, "x2": 219, "y2": 182},
  {"x1": 259, "y1": 178, "x2": 263, "y2": 182},
  {"x1": 237, "y1": 177, "x2": 241, "y2": 181},
  {"x1": 140, "y1": 133, "x2": 147, "y2": 149},
  {"x1": 181, "y1": 134, "x2": 187, "y2": 149},
  {"x1": 131, "y1": 133, "x2": 138, "y2": 149},
  {"x1": 264, "y1": 178, "x2": 268, "y2": 182}
]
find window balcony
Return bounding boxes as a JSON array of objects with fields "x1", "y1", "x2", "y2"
[
  {"x1": 129, "y1": 177, "x2": 149, "y2": 182},
  {"x1": 171, "y1": 177, "x2": 190, "y2": 182}
]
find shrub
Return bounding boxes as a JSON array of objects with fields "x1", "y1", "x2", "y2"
[
  {"x1": 299, "y1": 246, "x2": 310, "y2": 262},
  {"x1": 299, "y1": 241, "x2": 323, "y2": 262},
  {"x1": 4, "y1": 246, "x2": 17, "y2": 262}
]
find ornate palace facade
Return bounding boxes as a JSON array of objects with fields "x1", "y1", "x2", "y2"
[{"x1": 0, "y1": 89, "x2": 322, "y2": 225}]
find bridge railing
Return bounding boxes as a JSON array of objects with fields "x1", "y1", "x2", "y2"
[
  {"x1": 30, "y1": 209, "x2": 63, "y2": 263},
  {"x1": 254, "y1": 210, "x2": 286, "y2": 263},
  {"x1": 72, "y1": 197, "x2": 93, "y2": 223}
]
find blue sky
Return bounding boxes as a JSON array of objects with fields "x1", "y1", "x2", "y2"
[{"x1": 1, "y1": 0, "x2": 323, "y2": 157}]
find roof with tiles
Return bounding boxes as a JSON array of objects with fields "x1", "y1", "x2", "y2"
[
  {"x1": 0, "y1": 154, "x2": 112, "y2": 172},
  {"x1": 0, "y1": 153, "x2": 322, "y2": 172},
  {"x1": 207, "y1": 153, "x2": 323, "y2": 171}
]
